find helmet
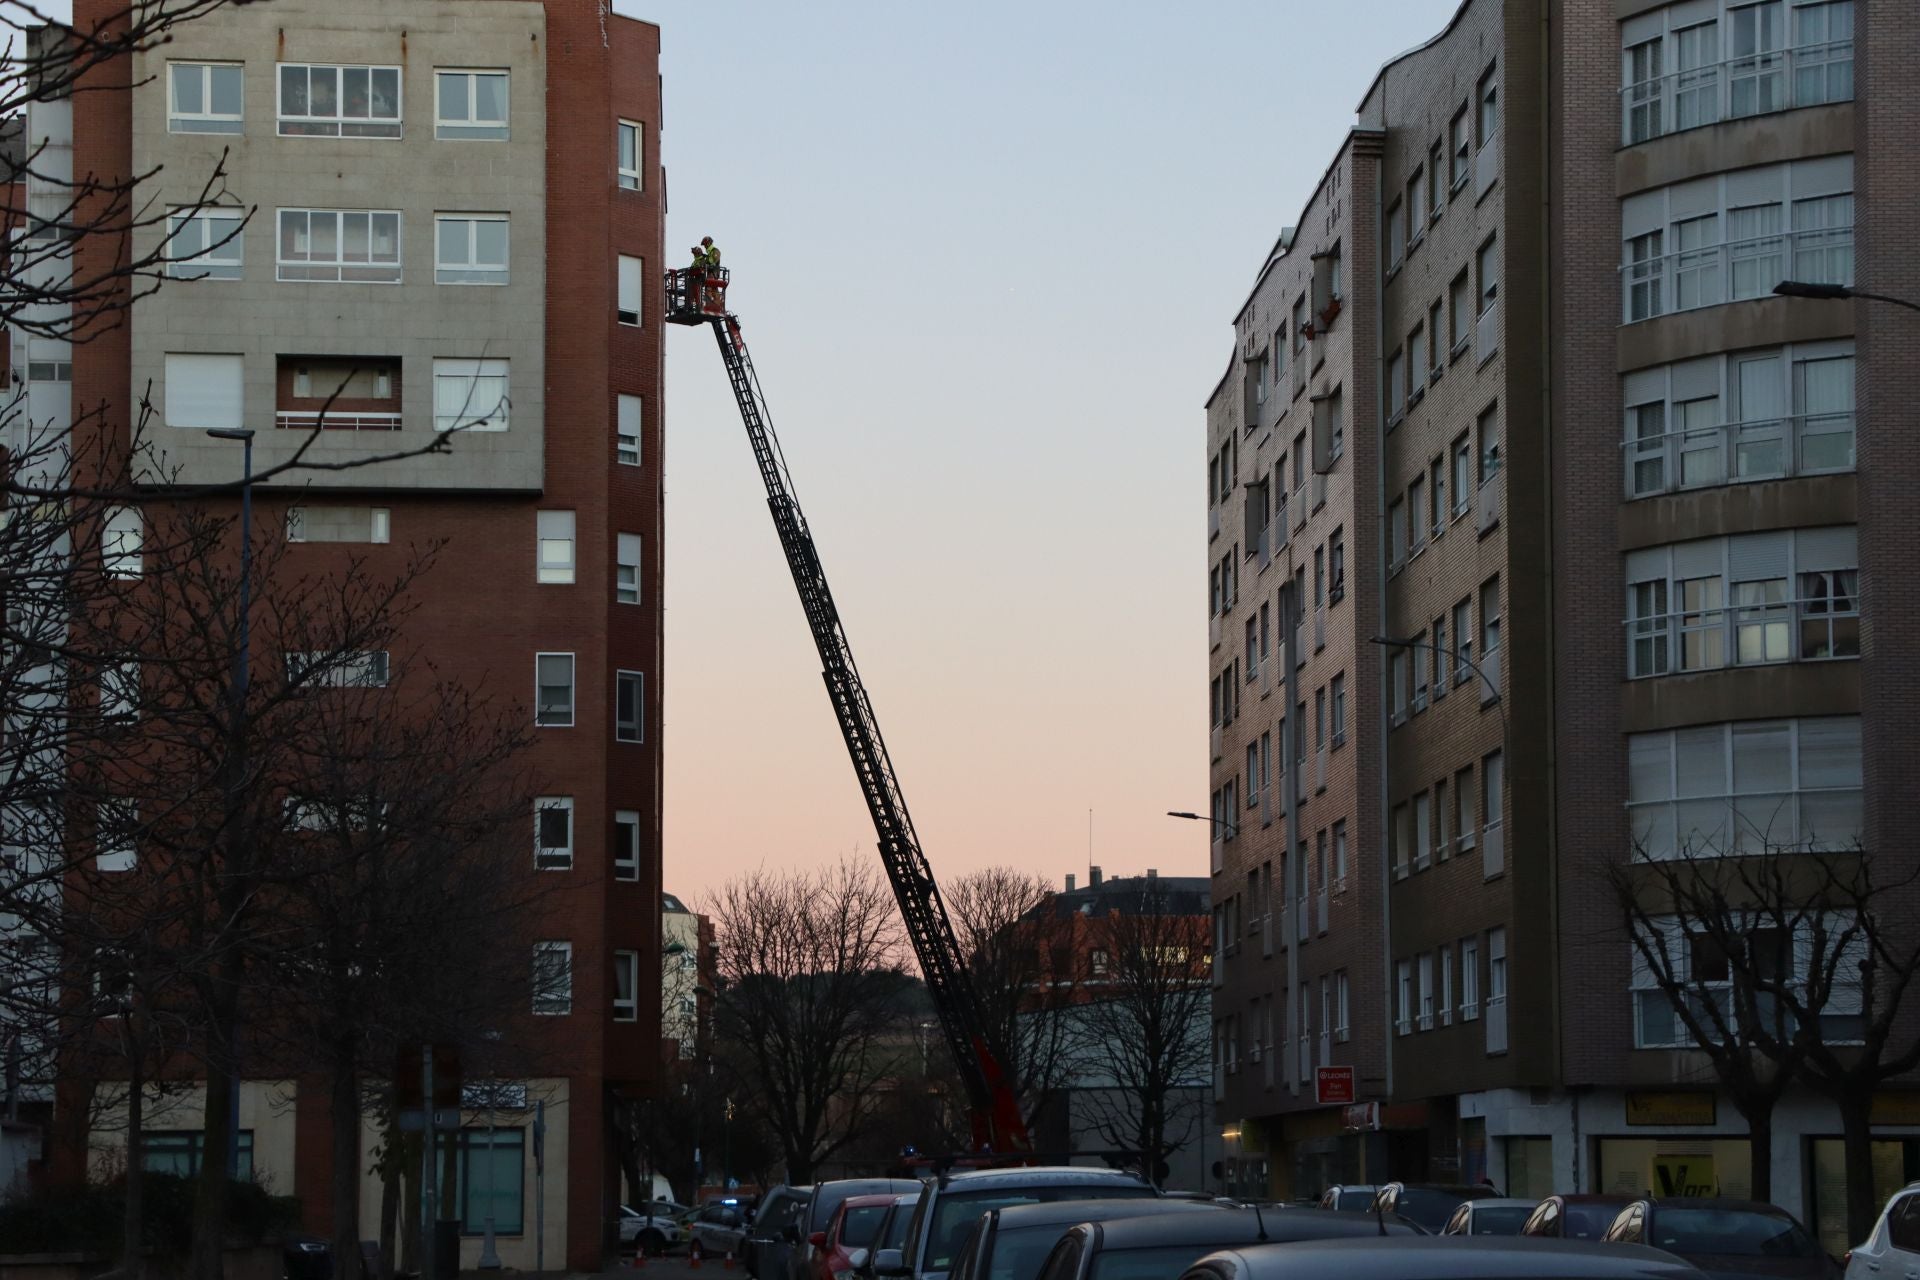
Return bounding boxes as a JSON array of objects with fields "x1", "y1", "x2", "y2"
[{"x1": 701, "y1": 236, "x2": 714, "y2": 246}]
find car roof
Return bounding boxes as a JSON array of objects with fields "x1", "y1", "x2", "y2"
[
  {"x1": 940, "y1": 1167, "x2": 1152, "y2": 1191},
  {"x1": 1463, "y1": 1200, "x2": 1543, "y2": 1211},
  {"x1": 1096, "y1": 1207, "x2": 1417, "y2": 1249},
  {"x1": 1202, "y1": 1236, "x2": 1705, "y2": 1280},
  {"x1": 1642, "y1": 1198, "x2": 1788, "y2": 1214},
  {"x1": 844, "y1": 1192, "x2": 913, "y2": 1210},
  {"x1": 1555, "y1": 1195, "x2": 1635, "y2": 1205},
  {"x1": 994, "y1": 1200, "x2": 1225, "y2": 1233}
]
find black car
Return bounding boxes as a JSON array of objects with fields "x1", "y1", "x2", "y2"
[
  {"x1": 1525, "y1": 1196, "x2": 1641, "y2": 1242},
  {"x1": 1601, "y1": 1198, "x2": 1838, "y2": 1280},
  {"x1": 1175, "y1": 1236, "x2": 1705, "y2": 1280},
  {"x1": 1037, "y1": 1207, "x2": 1422, "y2": 1280},
  {"x1": 748, "y1": 1185, "x2": 816, "y2": 1279},
  {"x1": 1369, "y1": 1183, "x2": 1499, "y2": 1234},
  {"x1": 948, "y1": 1199, "x2": 1226, "y2": 1280}
]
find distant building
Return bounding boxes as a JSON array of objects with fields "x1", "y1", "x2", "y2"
[{"x1": 662, "y1": 893, "x2": 714, "y2": 1061}]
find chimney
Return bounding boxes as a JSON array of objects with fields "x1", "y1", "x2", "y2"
[
  {"x1": 1090, "y1": 865, "x2": 1103, "y2": 886},
  {"x1": 1147, "y1": 868, "x2": 1158, "y2": 880},
  {"x1": 1065, "y1": 873, "x2": 1076, "y2": 892}
]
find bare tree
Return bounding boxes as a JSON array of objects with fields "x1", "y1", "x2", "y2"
[
  {"x1": 707, "y1": 860, "x2": 906, "y2": 1183},
  {"x1": 946, "y1": 868, "x2": 1078, "y2": 1125}
]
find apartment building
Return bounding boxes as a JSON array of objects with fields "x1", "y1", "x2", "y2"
[
  {"x1": 30, "y1": 0, "x2": 666, "y2": 1267},
  {"x1": 1209, "y1": 0, "x2": 1917, "y2": 1245}
]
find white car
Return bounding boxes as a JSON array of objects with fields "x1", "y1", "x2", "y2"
[
  {"x1": 1846, "y1": 1183, "x2": 1920, "y2": 1280},
  {"x1": 621, "y1": 1204, "x2": 687, "y2": 1255}
]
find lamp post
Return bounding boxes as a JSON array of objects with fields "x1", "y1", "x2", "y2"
[
  {"x1": 1773, "y1": 280, "x2": 1920, "y2": 314},
  {"x1": 1366, "y1": 635, "x2": 1508, "y2": 742},
  {"x1": 1165, "y1": 810, "x2": 1238, "y2": 839},
  {"x1": 205, "y1": 426, "x2": 253, "y2": 1180}
]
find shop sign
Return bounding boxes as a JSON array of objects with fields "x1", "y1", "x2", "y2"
[
  {"x1": 1650, "y1": 1153, "x2": 1719, "y2": 1197},
  {"x1": 1625, "y1": 1091, "x2": 1716, "y2": 1126},
  {"x1": 1872, "y1": 1093, "x2": 1920, "y2": 1126},
  {"x1": 1343, "y1": 1102, "x2": 1379, "y2": 1131},
  {"x1": 1316, "y1": 1066, "x2": 1356, "y2": 1105}
]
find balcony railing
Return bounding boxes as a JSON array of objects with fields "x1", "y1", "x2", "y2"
[
  {"x1": 1622, "y1": 226, "x2": 1853, "y2": 324},
  {"x1": 1624, "y1": 411, "x2": 1854, "y2": 498},
  {"x1": 1620, "y1": 39, "x2": 1855, "y2": 146},
  {"x1": 1625, "y1": 593, "x2": 1860, "y2": 678},
  {"x1": 275, "y1": 410, "x2": 403, "y2": 432}
]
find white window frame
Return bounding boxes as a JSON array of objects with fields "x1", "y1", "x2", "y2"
[
  {"x1": 616, "y1": 670, "x2": 644, "y2": 744},
  {"x1": 1418, "y1": 952, "x2": 1435, "y2": 1030},
  {"x1": 1439, "y1": 943, "x2": 1454, "y2": 1025},
  {"x1": 286, "y1": 505, "x2": 390, "y2": 545},
  {"x1": 537, "y1": 510, "x2": 576, "y2": 585},
  {"x1": 433, "y1": 358, "x2": 510, "y2": 432},
  {"x1": 535, "y1": 796, "x2": 574, "y2": 871},
  {"x1": 1628, "y1": 715, "x2": 1861, "y2": 858},
  {"x1": 276, "y1": 208, "x2": 402, "y2": 283},
  {"x1": 434, "y1": 214, "x2": 509, "y2": 285},
  {"x1": 165, "y1": 208, "x2": 244, "y2": 280},
  {"x1": 617, "y1": 119, "x2": 644, "y2": 190},
  {"x1": 618, "y1": 255, "x2": 644, "y2": 326},
  {"x1": 532, "y1": 941, "x2": 572, "y2": 1015},
  {"x1": 1461, "y1": 937, "x2": 1481, "y2": 1019},
  {"x1": 103, "y1": 507, "x2": 142, "y2": 579},
  {"x1": 613, "y1": 950, "x2": 640, "y2": 1022},
  {"x1": 617, "y1": 394, "x2": 643, "y2": 465},
  {"x1": 277, "y1": 62, "x2": 403, "y2": 138},
  {"x1": 434, "y1": 69, "x2": 509, "y2": 141},
  {"x1": 168, "y1": 62, "x2": 244, "y2": 134},
  {"x1": 535, "y1": 652, "x2": 576, "y2": 727},
  {"x1": 613, "y1": 809, "x2": 642, "y2": 881},
  {"x1": 616, "y1": 532, "x2": 642, "y2": 605}
]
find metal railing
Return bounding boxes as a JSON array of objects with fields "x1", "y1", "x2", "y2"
[
  {"x1": 1624, "y1": 593, "x2": 1859, "y2": 678},
  {"x1": 1620, "y1": 39, "x2": 1854, "y2": 145},
  {"x1": 276, "y1": 410, "x2": 403, "y2": 432},
  {"x1": 1624, "y1": 410, "x2": 1854, "y2": 497},
  {"x1": 1622, "y1": 226, "x2": 1853, "y2": 323}
]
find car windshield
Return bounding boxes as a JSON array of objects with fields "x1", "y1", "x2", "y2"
[
  {"x1": 1470, "y1": 1207, "x2": 1534, "y2": 1235},
  {"x1": 1563, "y1": 1205, "x2": 1623, "y2": 1239},
  {"x1": 842, "y1": 1206, "x2": 890, "y2": 1249},
  {"x1": 1651, "y1": 1209, "x2": 1823, "y2": 1258},
  {"x1": 1395, "y1": 1189, "x2": 1468, "y2": 1232},
  {"x1": 1091, "y1": 1247, "x2": 1221, "y2": 1280},
  {"x1": 929, "y1": 1188, "x2": 1155, "y2": 1272},
  {"x1": 882, "y1": 1203, "x2": 920, "y2": 1251},
  {"x1": 987, "y1": 1225, "x2": 1081, "y2": 1280}
]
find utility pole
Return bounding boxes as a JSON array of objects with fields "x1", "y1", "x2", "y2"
[{"x1": 420, "y1": 1045, "x2": 436, "y2": 1280}]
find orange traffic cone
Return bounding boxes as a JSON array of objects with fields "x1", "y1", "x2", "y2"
[
  {"x1": 691, "y1": 1249, "x2": 704, "y2": 1271},
  {"x1": 725, "y1": 1251, "x2": 736, "y2": 1271}
]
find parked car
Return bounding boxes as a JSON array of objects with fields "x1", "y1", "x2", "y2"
[
  {"x1": 800, "y1": 1180, "x2": 924, "y2": 1280},
  {"x1": 1317, "y1": 1186, "x2": 1379, "y2": 1213},
  {"x1": 1601, "y1": 1199, "x2": 1837, "y2": 1280},
  {"x1": 819, "y1": 1193, "x2": 918, "y2": 1280},
  {"x1": 1173, "y1": 1236, "x2": 1704, "y2": 1280},
  {"x1": 621, "y1": 1203, "x2": 688, "y2": 1255},
  {"x1": 859, "y1": 1195, "x2": 922, "y2": 1280},
  {"x1": 888, "y1": 1166, "x2": 1158, "y2": 1280},
  {"x1": 749, "y1": 1186, "x2": 816, "y2": 1279},
  {"x1": 1525, "y1": 1197, "x2": 1641, "y2": 1242},
  {"x1": 1369, "y1": 1184, "x2": 1499, "y2": 1234},
  {"x1": 1440, "y1": 1198, "x2": 1540, "y2": 1237},
  {"x1": 692, "y1": 1200, "x2": 752, "y2": 1262},
  {"x1": 1844, "y1": 1181, "x2": 1920, "y2": 1280},
  {"x1": 948, "y1": 1198, "x2": 1227, "y2": 1280},
  {"x1": 1035, "y1": 1205, "x2": 1423, "y2": 1280}
]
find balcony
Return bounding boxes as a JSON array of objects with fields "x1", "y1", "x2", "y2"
[
  {"x1": 1480, "y1": 648, "x2": 1502, "y2": 704},
  {"x1": 1620, "y1": 40, "x2": 1855, "y2": 146},
  {"x1": 1474, "y1": 134, "x2": 1498, "y2": 200},
  {"x1": 1483, "y1": 820, "x2": 1505, "y2": 879},
  {"x1": 1475, "y1": 302, "x2": 1499, "y2": 366},
  {"x1": 277, "y1": 355, "x2": 402, "y2": 432},
  {"x1": 1624, "y1": 411, "x2": 1854, "y2": 498},
  {"x1": 1478, "y1": 474, "x2": 1502, "y2": 535},
  {"x1": 1626, "y1": 593, "x2": 1859, "y2": 679},
  {"x1": 1623, "y1": 228, "x2": 1853, "y2": 324}
]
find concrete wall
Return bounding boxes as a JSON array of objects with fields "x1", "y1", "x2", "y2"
[{"x1": 127, "y1": 0, "x2": 549, "y2": 493}]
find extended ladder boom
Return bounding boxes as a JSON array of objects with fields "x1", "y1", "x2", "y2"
[{"x1": 666, "y1": 267, "x2": 1028, "y2": 1152}]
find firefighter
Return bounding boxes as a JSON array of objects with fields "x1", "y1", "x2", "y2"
[{"x1": 700, "y1": 235, "x2": 721, "y2": 268}]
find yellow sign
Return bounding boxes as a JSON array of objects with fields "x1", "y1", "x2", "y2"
[
  {"x1": 1625, "y1": 1091, "x2": 1716, "y2": 1126},
  {"x1": 1873, "y1": 1094, "x2": 1920, "y2": 1126},
  {"x1": 1650, "y1": 1154, "x2": 1719, "y2": 1197}
]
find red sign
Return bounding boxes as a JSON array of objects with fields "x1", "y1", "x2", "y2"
[{"x1": 1316, "y1": 1065, "x2": 1356, "y2": 1106}]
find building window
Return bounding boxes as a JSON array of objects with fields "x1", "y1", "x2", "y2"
[
  {"x1": 102, "y1": 507, "x2": 142, "y2": 579},
  {"x1": 1418, "y1": 952, "x2": 1435, "y2": 1030},
  {"x1": 163, "y1": 353, "x2": 244, "y2": 430},
  {"x1": 614, "y1": 950, "x2": 640, "y2": 1022},
  {"x1": 435, "y1": 70, "x2": 508, "y2": 140},
  {"x1": 101, "y1": 662, "x2": 139, "y2": 722},
  {"x1": 535, "y1": 510, "x2": 575, "y2": 585},
  {"x1": 1330, "y1": 673, "x2": 1347, "y2": 746},
  {"x1": 1448, "y1": 270, "x2": 1471, "y2": 356},
  {"x1": 1477, "y1": 235, "x2": 1500, "y2": 316},
  {"x1": 287, "y1": 505, "x2": 390, "y2": 544},
  {"x1": 1439, "y1": 943, "x2": 1454, "y2": 1024},
  {"x1": 613, "y1": 809, "x2": 641, "y2": 881},
  {"x1": 535, "y1": 797, "x2": 573, "y2": 870},
  {"x1": 1328, "y1": 526, "x2": 1346, "y2": 601},
  {"x1": 618, "y1": 254, "x2": 644, "y2": 325},
  {"x1": 435, "y1": 214, "x2": 509, "y2": 285},
  {"x1": 278, "y1": 63, "x2": 402, "y2": 138},
  {"x1": 532, "y1": 942, "x2": 572, "y2": 1015},
  {"x1": 1386, "y1": 199, "x2": 1404, "y2": 272},
  {"x1": 1396, "y1": 960, "x2": 1413, "y2": 1035},
  {"x1": 1477, "y1": 63, "x2": 1499, "y2": 148},
  {"x1": 165, "y1": 209, "x2": 244, "y2": 280},
  {"x1": 1461, "y1": 936, "x2": 1480, "y2": 1019},
  {"x1": 433, "y1": 358, "x2": 510, "y2": 432},
  {"x1": 1629, "y1": 715, "x2": 1861, "y2": 858},
  {"x1": 96, "y1": 800, "x2": 136, "y2": 872},
  {"x1": 1488, "y1": 928, "x2": 1508, "y2": 1037},
  {"x1": 439, "y1": 1128, "x2": 524, "y2": 1234},
  {"x1": 285, "y1": 650, "x2": 389, "y2": 688},
  {"x1": 1456, "y1": 764, "x2": 1478, "y2": 851},
  {"x1": 1630, "y1": 912, "x2": 1864, "y2": 1049},
  {"x1": 1336, "y1": 969, "x2": 1351, "y2": 1041},
  {"x1": 616, "y1": 670, "x2": 644, "y2": 743},
  {"x1": 1414, "y1": 791, "x2": 1432, "y2": 869},
  {"x1": 616, "y1": 533, "x2": 642, "y2": 604},
  {"x1": 535, "y1": 652, "x2": 575, "y2": 727},
  {"x1": 168, "y1": 62, "x2": 243, "y2": 133},
  {"x1": 618, "y1": 119, "x2": 644, "y2": 189},
  {"x1": 617, "y1": 394, "x2": 643, "y2": 465},
  {"x1": 1408, "y1": 168, "x2": 1427, "y2": 246},
  {"x1": 276, "y1": 209, "x2": 402, "y2": 283},
  {"x1": 1449, "y1": 105, "x2": 1471, "y2": 191},
  {"x1": 1484, "y1": 750, "x2": 1505, "y2": 841},
  {"x1": 143, "y1": 1130, "x2": 254, "y2": 1179},
  {"x1": 1622, "y1": 157, "x2": 1852, "y2": 322},
  {"x1": 1332, "y1": 821, "x2": 1348, "y2": 889}
]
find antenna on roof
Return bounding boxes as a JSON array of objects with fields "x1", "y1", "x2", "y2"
[{"x1": 1251, "y1": 1201, "x2": 1270, "y2": 1242}]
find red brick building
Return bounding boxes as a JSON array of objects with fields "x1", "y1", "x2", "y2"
[{"x1": 36, "y1": 0, "x2": 666, "y2": 1267}]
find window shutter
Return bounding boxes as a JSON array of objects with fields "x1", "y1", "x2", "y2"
[
  {"x1": 1671, "y1": 537, "x2": 1722, "y2": 580},
  {"x1": 164, "y1": 353, "x2": 244, "y2": 429},
  {"x1": 1732, "y1": 721, "x2": 1792, "y2": 793},
  {"x1": 618, "y1": 255, "x2": 643, "y2": 320},
  {"x1": 1626, "y1": 546, "x2": 1668, "y2": 584},
  {"x1": 1797, "y1": 716, "x2": 1861, "y2": 788},
  {"x1": 1727, "y1": 531, "x2": 1789, "y2": 581},
  {"x1": 1793, "y1": 526, "x2": 1856, "y2": 572},
  {"x1": 1629, "y1": 734, "x2": 1673, "y2": 803},
  {"x1": 1674, "y1": 725, "x2": 1727, "y2": 797}
]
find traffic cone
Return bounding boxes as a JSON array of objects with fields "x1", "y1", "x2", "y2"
[
  {"x1": 691, "y1": 1249, "x2": 703, "y2": 1271},
  {"x1": 725, "y1": 1250, "x2": 736, "y2": 1271}
]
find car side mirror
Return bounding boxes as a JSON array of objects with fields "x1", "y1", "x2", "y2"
[
  {"x1": 849, "y1": 1249, "x2": 869, "y2": 1271},
  {"x1": 810, "y1": 1232, "x2": 828, "y2": 1249},
  {"x1": 874, "y1": 1249, "x2": 907, "y2": 1277}
]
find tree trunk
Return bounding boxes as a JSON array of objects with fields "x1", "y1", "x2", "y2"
[
  {"x1": 192, "y1": 965, "x2": 240, "y2": 1280},
  {"x1": 399, "y1": 1134, "x2": 420, "y2": 1277},
  {"x1": 330, "y1": 1050, "x2": 362, "y2": 1280},
  {"x1": 1742, "y1": 1099, "x2": 1774, "y2": 1205},
  {"x1": 1840, "y1": 1089, "x2": 1878, "y2": 1246},
  {"x1": 379, "y1": 1157, "x2": 398, "y2": 1280},
  {"x1": 122, "y1": 1041, "x2": 145, "y2": 1280}
]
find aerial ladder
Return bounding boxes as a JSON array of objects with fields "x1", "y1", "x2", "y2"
[{"x1": 664, "y1": 263, "x2": 1031, "y2": 1155}]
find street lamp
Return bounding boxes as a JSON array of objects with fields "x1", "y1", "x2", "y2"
[
  {"x1": 1773, "y1": 280, "x2": 1920, "y2": 314},
  {"x1": 1166, "y1": 810, "x2": 1237, "y2": 840},
  {"x1": 205, "y1": 426, "x2": 254, "y2": 1181},
  {"x1": 1367, "y1": 634, "x2": 1505, "y2": 731}
]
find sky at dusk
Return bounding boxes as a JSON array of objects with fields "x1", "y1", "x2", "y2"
[{"x1": 632, "y1": 0, "x2": 1453, "y2": 901}]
